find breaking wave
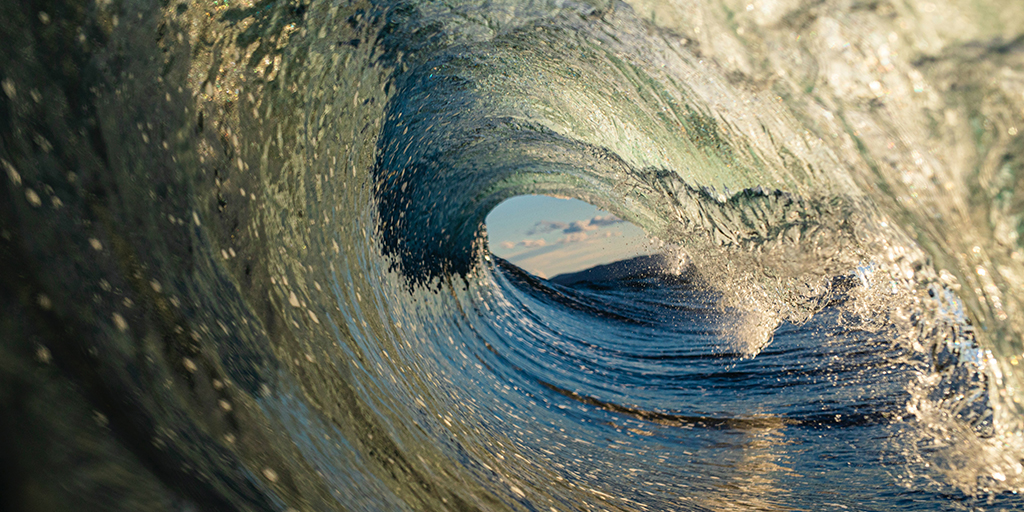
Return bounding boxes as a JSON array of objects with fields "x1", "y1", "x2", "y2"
[{"x1": 2, "y1": 0, "x2": 1024, "y2": 509}]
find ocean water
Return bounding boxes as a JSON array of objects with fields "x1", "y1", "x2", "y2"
[{"x1": 1, "y1": 0, "x2": 1024, "y2": 510}]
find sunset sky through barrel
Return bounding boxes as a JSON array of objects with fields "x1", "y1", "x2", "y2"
[{"x1": 486, "y1": 195, "x2": 654, "y2": 279}]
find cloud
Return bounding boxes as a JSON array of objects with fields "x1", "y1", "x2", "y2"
[
  {"x1": 526, "y1": 220, "x2": 569, "y2": 235},
  {"x1": 562, "y1": 220, "x2": 598, "y2": 234},
  {"x1": 588, "y1": 214, "x2": 623, "y2": 227},
  {"x1": 559, "y1": 215, "x2": 625, "y2": 234},
  {"x1": 558, "y1": 232, "x2": 590, "y2": 244},
  {"x1": 528, "y1": 215, "x2": 623, "y2": 236},
  {"x1": 496, "y1": 215, "x2": 628, "y2": 257}
]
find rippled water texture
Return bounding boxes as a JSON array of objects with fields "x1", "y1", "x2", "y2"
[{"x1": 2, "y1": 0, "x2": 1024, "y2": 510}]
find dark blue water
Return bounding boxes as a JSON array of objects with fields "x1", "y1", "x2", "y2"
[{"x1": 460, "y1": 261, "x2": 920, "y2": 510}]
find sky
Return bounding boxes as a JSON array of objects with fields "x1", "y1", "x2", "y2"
[{"x1": 485, "y1": 195, "x2": 654, "y2": 279}]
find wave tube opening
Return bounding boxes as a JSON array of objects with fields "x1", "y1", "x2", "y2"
[{"x1": 484, "y1": 194, "x2": 660, "y2": 279}]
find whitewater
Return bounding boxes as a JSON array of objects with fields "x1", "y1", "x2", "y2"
[{"x1": 1, "y1": 0, "x2": 1023, "y2": 510}]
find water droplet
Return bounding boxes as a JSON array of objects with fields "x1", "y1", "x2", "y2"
[
  {"x1": 1, "y1": 79, "x2": 15, "y2": 99},
  {"x1": 2, "y1": 159, "x2": 20, "y2": 185},
  {"x1": 36, "y1": 346, "x2": 51, "y2": 363},
  {"x1": 25, "y1": 188, "x2": 41, "y2": 207},
  {"x1": 112, "y1": 312, "x2": 128, "y2": 332}
]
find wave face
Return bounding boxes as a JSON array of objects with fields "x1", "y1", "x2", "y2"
[{"x1": 2, "y1": 0, "x2": 1024, "y2": 509}]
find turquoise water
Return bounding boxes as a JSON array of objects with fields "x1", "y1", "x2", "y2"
[{"x1": 1, "y1": 0, "x2": 1023, "y2": 510}]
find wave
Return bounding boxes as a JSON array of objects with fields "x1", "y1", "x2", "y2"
[{"x1": 1, "y1": 0, "x2": 1023, "y2": 509}]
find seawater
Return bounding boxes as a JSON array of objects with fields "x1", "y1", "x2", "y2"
[{"x1": 1, "y1": 0, "x2": 1023, "y2": 510}]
